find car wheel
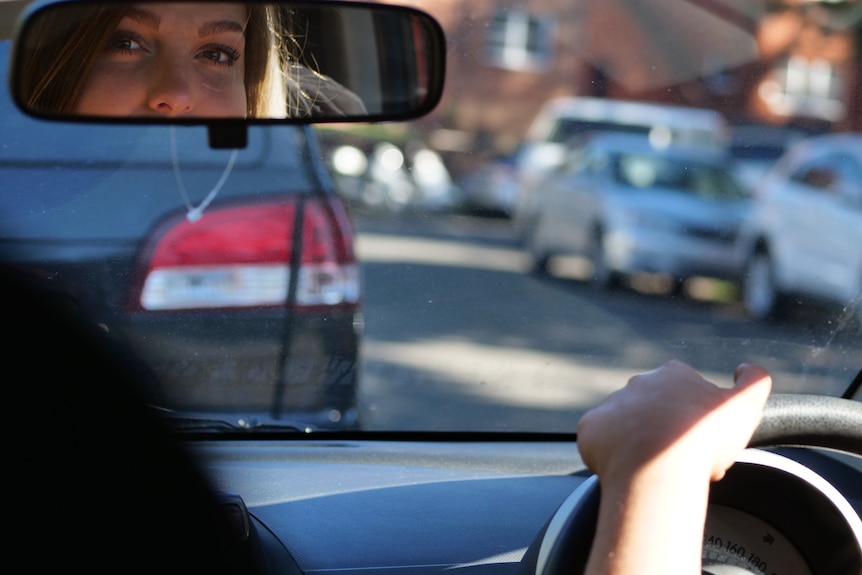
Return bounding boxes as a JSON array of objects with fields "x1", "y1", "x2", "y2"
[
  {"x1": 525, "y1": 217, "x2": 550, "y2": 275},
  {"x1": 588, "y1": 229, "x2": 619, "y2": 290},
  {"x1": 743, "y1": 250, "x2": 779, "y2": 320},
  {"x1": 518, "y1": 394, "x2": 862, "y2": 575},
  {"x1": 669, "y1": 277, "x2": 687, "y2": 299},
  {"x1": 854, "y1": 289, "x2": 862, "y2": 336}
]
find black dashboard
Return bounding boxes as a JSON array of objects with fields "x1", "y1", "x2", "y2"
[{"x1": 186, "y1": 439, "x2": 862, "y2": 575}]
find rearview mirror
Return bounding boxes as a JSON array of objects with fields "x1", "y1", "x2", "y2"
[{"x1": 9, "y1": 0, "x2": 446, "y2": 124}]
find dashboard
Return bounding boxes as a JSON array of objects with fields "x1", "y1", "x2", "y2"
[
  {"x1": 185, "y1": 439, "x2": 862, "y2": 575},
  {"x1": 704, "y1": 448, "x2": 862, "y2": 575},
  {"x1": 704, "y1": 505, "x2": 812, "y2": 574}
]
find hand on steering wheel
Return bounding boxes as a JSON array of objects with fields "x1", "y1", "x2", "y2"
[{"x1": 517, "y1": 362, "x2": 862, "y2": 575}]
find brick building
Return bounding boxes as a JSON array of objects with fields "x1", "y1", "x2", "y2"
[{"x1": 395, "y1": 0, "x2": 861, "y2": 154}]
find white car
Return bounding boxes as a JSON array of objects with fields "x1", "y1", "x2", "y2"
[
  {"x1": 738, "y1": 133, "x2": 862, "y2": 327},
  {"x1": 512, "y1": 97, "x2": 730, "y2": 239},
  {"x1": 727, "y1": 123, "x2": 809, "y2": 193},
  {"x1": 525, "y1": 132, "x2": 750, "y2": 290}
]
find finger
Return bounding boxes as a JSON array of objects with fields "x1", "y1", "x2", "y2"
[
  {"x1": 706, "y1": 364, "x2": 772, "y2": 481},
  {"x1": 732, "y1": 363, "x2": 772, "y2": 398}
]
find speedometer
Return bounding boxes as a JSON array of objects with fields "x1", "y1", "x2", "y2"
[{"x1": 703, "y1": 504, "x2": 813, "y2": 575}]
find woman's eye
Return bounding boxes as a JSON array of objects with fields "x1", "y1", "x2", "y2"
[
  {"x1": 197, "y1": 45, "x2": 240, "y2": 67},
  {"x1": 106, "y1": 33, "x2": 145, "y2": 54}
]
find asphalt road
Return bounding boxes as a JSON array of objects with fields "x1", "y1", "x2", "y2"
[{"x1": 353, "y1": 211, "x2": 861, "y2": 432}]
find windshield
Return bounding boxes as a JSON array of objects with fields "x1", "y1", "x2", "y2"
[
  {"x1": 1, "y1": 0, "x2": 860, "y2": 433},
  {"x1": 613, "y1": 154, "x2": 749, "y2": 200}
]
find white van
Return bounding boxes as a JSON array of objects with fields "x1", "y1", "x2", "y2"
[
  {"x1": 512, "y1": 97, "x2": 730, "y2": 235},
  {"x1": 524, "y1": 97, "x2": 729, "y2": 149}
]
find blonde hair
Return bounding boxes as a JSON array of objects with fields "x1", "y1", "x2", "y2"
[
  {"x1": 18, "y1": 3, "x2": 288, "y2": 118},
  {"x1": 243, "y1": 4, "x2": 287, "y2": 117}
]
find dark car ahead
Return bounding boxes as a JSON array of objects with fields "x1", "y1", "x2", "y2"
[{"x1": 0, "y1": 41, "x2": 362, "y2": 429}]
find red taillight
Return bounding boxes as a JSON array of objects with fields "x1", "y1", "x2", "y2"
[{"x1": 132, "y1": 197, "x2": 359, "y2": 311}]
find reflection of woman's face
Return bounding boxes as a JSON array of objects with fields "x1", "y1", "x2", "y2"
[{"x1": 77, "y1": 3, "x2": 247, "y2": 117}]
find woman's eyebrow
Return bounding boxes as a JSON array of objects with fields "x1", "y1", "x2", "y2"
[
  {"x1": 124, "y1": 7, "x2": 161, "y2": 29},
  {"x1": 199, "y1": 20, "x2": 245, "y2": 37}
]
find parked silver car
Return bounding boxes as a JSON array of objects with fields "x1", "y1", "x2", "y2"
[
  {"x1": 737, "y1": 133, "x2": 862, "y2": 328},
  {"x1": 512, "y1": 97, "x2": 730, "y2": 240},
  {"x1": 525, "y1": 132, "x2": 750, "y2": 291}
]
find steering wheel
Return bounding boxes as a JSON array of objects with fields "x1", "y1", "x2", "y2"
[{"x1": 517, "y1": 394, "x2": 862, "y2": 575}]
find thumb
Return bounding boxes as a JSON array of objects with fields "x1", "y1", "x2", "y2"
[
  {"x1": 732, "y1": 363, "x2": 773, "y2": 402},
  {"x1": 708, "y1": 364, "x2": 772, "y2": 481}
]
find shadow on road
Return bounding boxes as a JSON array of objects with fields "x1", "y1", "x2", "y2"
[{"x1": 354, "y1": 212, "x2": 860, "y2": 431}]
